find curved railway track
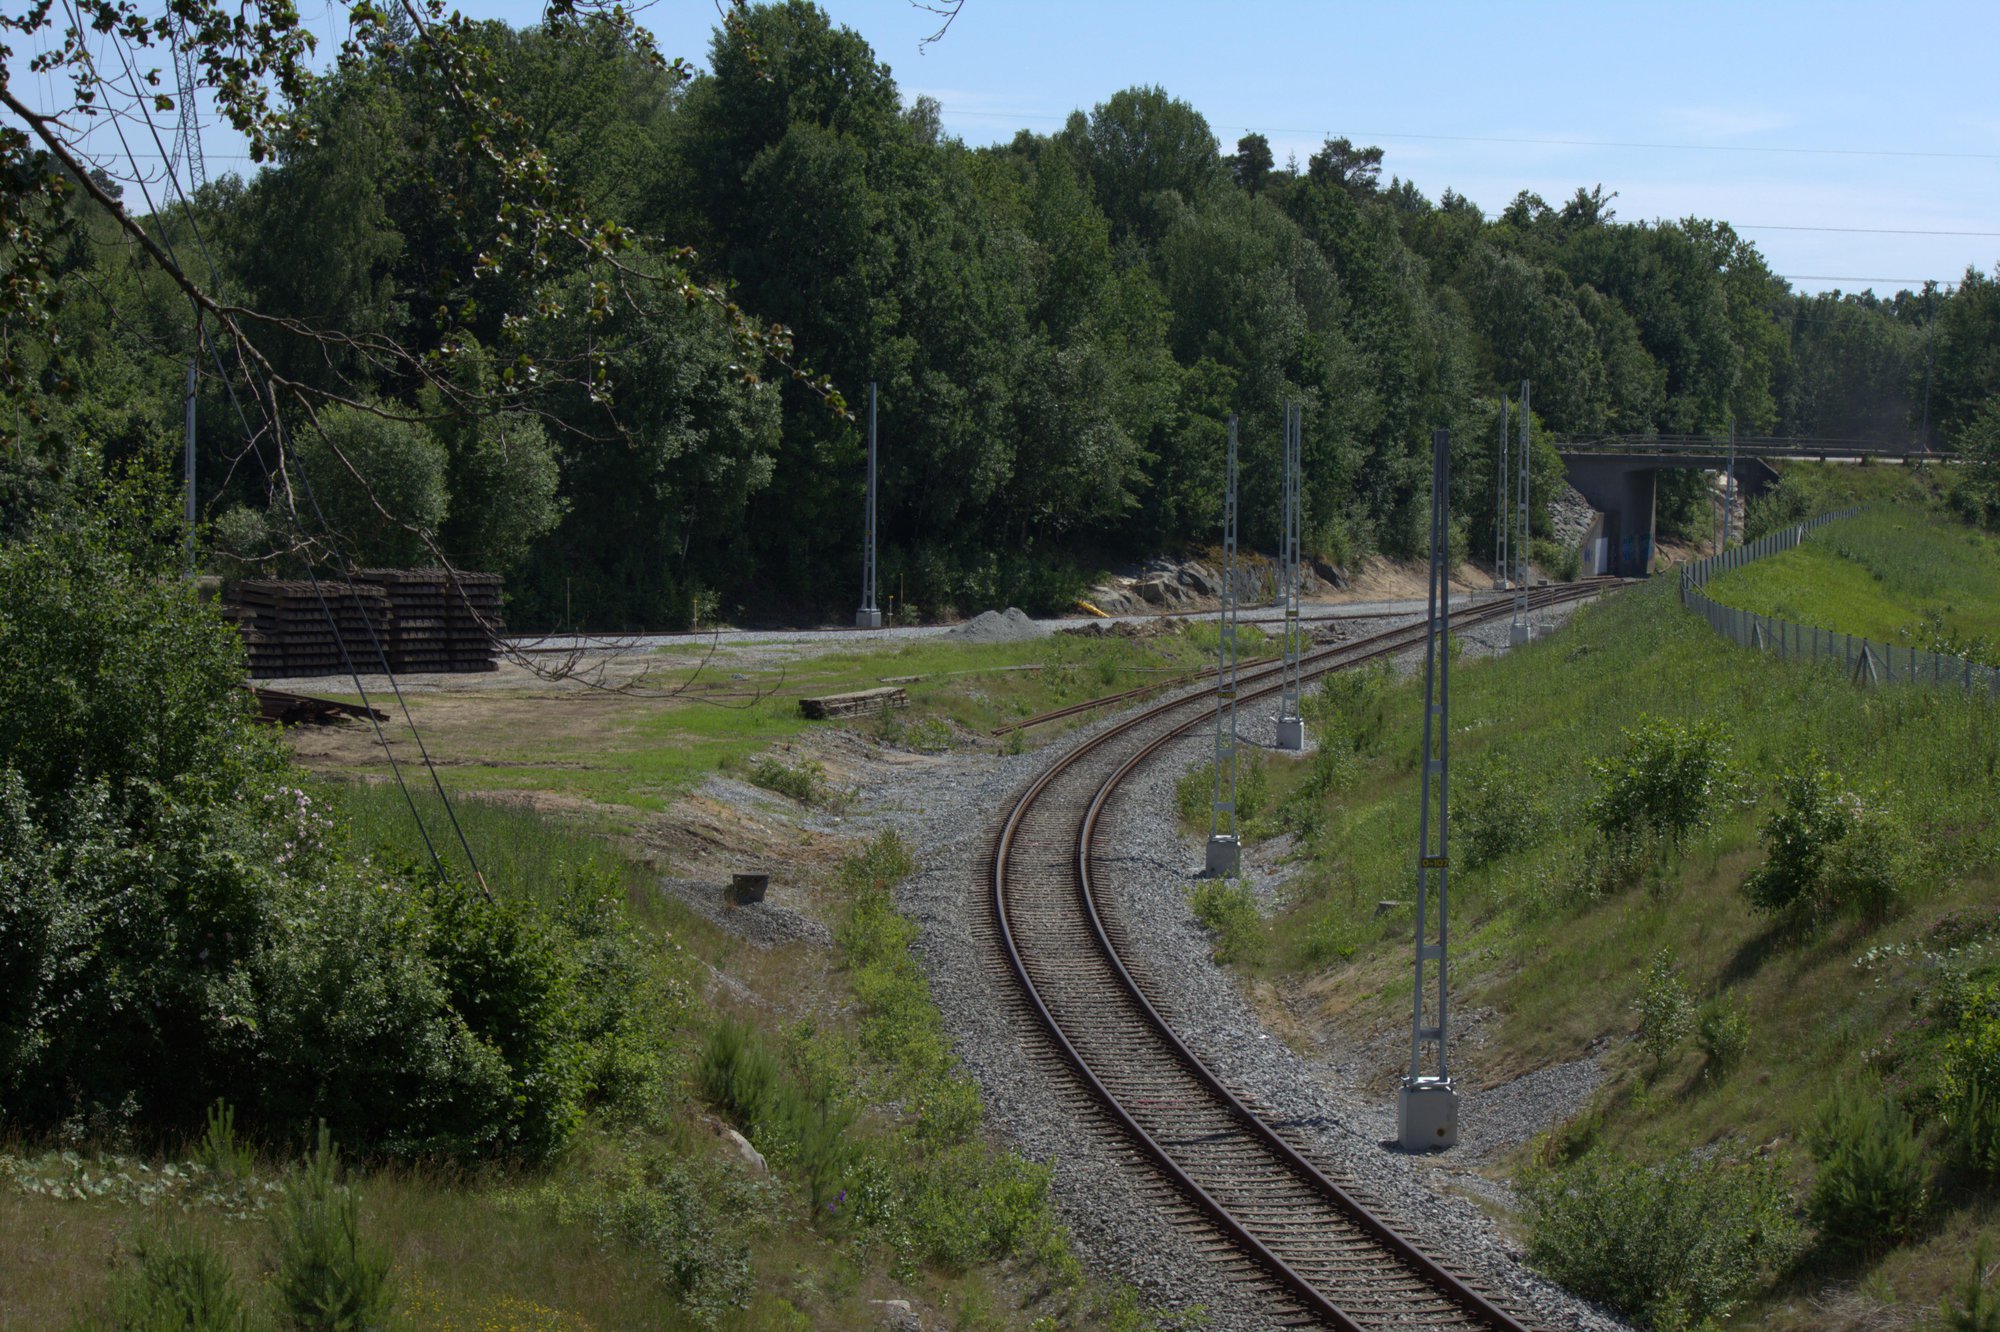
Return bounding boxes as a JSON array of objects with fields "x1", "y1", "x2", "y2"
[{"x1": 991, "y1": 582, "x2": 1620, "y2": 1329}]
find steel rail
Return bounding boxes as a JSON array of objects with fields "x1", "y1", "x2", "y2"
[
  {"x1": 991, "y1": 581, "x2": 1613, "y2": 1328},
  {"x1": 995, "y1": 579, "x2": 1618, "y2": 736}
]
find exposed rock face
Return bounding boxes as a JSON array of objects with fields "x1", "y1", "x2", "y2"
[
  {"x1": 1086, "y1": 553, "x2": 1316, "y2": 615},
  {"x1": 1547, "y1": 483, "x2": 1599, "y2": 554}
]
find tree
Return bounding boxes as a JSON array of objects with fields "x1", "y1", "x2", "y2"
[
  {"x1": 1065, "y1": 85, "x2": 1225, "y2": 243},
  {"x1": 1305, "y1": 136, "x2": 1383, "y2": 194},
  {"x1": 1227, "y1": 133, "x2": 1274, "y2": 195}
]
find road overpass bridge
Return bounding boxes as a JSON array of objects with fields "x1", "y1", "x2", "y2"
[{"x1": 1555, "y1": 435, "x2": 1923, "y2": 577}]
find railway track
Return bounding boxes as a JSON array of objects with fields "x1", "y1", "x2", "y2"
[{"x1": 991, "y1": 580, "x2": 1620, "y2": 1329}]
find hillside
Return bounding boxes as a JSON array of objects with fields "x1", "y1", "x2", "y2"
[{"x1": 1209, "y1": 541, "x2": 2000, "y2": 1328}]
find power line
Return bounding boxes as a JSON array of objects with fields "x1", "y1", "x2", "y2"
[
  {"x1": 1739, "y1": 223, "x2": 2000, "y2": 238},
  {"x1": 1780, "y1": 274, "x2": 1957, "y2": 285}
]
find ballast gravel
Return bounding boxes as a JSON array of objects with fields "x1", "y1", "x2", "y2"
[{"x1": 839, "y1": 607, "x2": 1631, "y2": 1331}]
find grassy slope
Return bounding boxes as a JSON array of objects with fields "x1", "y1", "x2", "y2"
[
  {"x1": 1708, "y1": 503, "x2": 2000, "y2": 654},
  {"x1": 1235, "y1": 577, "x2": 2000, "y2": 1325}
]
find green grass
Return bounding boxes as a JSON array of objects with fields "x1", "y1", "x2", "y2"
[
  {"x1": 318, "y1": 626, "x2": 1239, "y2": 819},
  {"x1": 1708, "y1": 503, "x2": 2000, "y2": 663},
  {"x1": 1222, "y1": 577, "x2": 2000, "y2": 1324}
]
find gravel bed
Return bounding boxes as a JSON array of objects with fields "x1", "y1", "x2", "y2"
[
  {"x1": 844, "y1": 607, "x2": 1631, "y2": 1330},
  {"x1": 657, "y1": 875, "x2": 834, "y2": 950}
]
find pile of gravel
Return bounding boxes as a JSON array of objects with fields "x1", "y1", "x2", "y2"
[{"x1": 946, "y1": 606, "x2": 1049, "y2": 643}]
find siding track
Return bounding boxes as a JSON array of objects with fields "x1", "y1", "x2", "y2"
[{"x1": 991, "y1": 583, "x2": 1618, "y2": 1328}]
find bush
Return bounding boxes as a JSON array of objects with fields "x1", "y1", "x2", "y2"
[
  {"x1": 1635, "y1": 948, "x2": 1695, "y2": 1068},
  {"x1": 99, "y1": 1226, "x2": 255, "y2": 1332},
  {"x1": 1742, "y1": 754, "x2": 1849, "y2": 917},
  {"x1": 1456, "y1": 753, "x2": 1549, "y2": 868},
  {"x1": 1519, "y1": 1149, "x2": 1796, "y2": 1330},
  {"x1": 1697, "y1": 999, "x2": 1751, "y2": 1077},
  {"x1": 1806, "y1": 1085, "x2": 1928, "y2": 1255},
  {"x1": 747, "y1": 755, "x2": 829, "y2": 805},
  {"x1": 1587, "y1": 716, "x2": 1736, "y2": 849},
  {"x1": 1942, "y1": 979, "x2": 2000, "y2": 1177},
  {"x1": 1188, "y1": 881, "x2": 1264, "y2": 964},
  {"x1": 270, "y1": 1126, "x2": 395, "y2": 1331},
  {"x1": 594, "y1": 1156, "x2": 752, "y2": 1321},
  {"x1": 1821, "y1": 795, "x2": 1911, "y2": 921}
]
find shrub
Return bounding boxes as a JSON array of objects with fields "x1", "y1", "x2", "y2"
[
  {"x1": 1456, "y1": 753, "x2": 1549, "y2": 868},
  {"x1": 1187, "y1": 881, "x2": 1264, "y2": 964},
  {"x1": 1697, "y1": 999, "x2": 1751, "y2": 1077},
  {"x1": 594, "y1": 1158, "x2": 751, "y2": 1322},
  {"x1": 747, "y1": 756, "x2": 828, "y2": 805},
  {"x1": 1519, "y1": 1149, "x2": 1796, "y2": 1329},
  {"x1": 1821, "y1": 796, "x2": 1912, "y2": 921},
  {"x1": 1587, "y1": 716, "x2": 1736, "y2": 849},
  {"x1": 1635, "y1": 948, "x2": 1695, "y2": 1068},
  {"x1": 270, "y1": 1126, "x2": 395, "y2": 1332},
  {"x1": 1742, "y1": 754, "x2": 1849, "y2": 916},
  {"x1": 1942, "y1": 978, "x2": 2000, "y2": 1177},
  {"x1": 99, "y1": 1226, "x2": 255, "y2": 1332},
  {"x1": 193, "y1": 1100, "x2": 257, "y2": 1183},
  {"x1": 1806, "y1": 1085, "x2": 1928, "y2": 1255}
]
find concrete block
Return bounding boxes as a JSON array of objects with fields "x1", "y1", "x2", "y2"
[
  {"x1": 1397, "y1": 1077, "x2": 1460, "y2": 1151},
  {"x1": 1204, "y1": 835, "x2": 1240, "y2": 878},
  {"x1": 855, "y1": 608, "x2": 883, "y2": 629},
  {"x1": 730, "y1": 872, "x2": 769, "y2": 905},
  {"x1": 1275, "y1": 715, "x2": 1306, "y2": 750}
]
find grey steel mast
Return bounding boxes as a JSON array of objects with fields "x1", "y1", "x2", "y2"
[
  {"x1": 856, "y1": 382, "x2": 882, "y2": 628},
  {"x1": 1276, "y1": 401, "x2": 1305, "y2": 750},
  {"x1": 1398, "y1": 426, "x2": 1460, "y2": 1150},
  {"x1": 1206, "y1": 415, "x2": 1241, "y2": 877},
  {"x1": 1494, "y1": 394, "x2": 1510, "y2": 590},
  {"x1": 1510, "y1": 380, "x2": 1531, "y2": 644}
]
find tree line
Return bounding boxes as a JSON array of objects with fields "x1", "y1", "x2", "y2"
[{"x1": 8, "y1": 0, "x2": 1999, "y2": 628}]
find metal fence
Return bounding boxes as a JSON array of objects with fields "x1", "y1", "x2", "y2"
[{"x1": 1679, "y1": 507, "x2": 2000, "y2": 698}]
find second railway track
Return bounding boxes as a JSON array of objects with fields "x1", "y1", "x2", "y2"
[{"x1": 991, "y1": 581, "x2": 1620, "y2": 1329}]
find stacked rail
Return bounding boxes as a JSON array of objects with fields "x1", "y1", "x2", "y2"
[
  {"x1": 231, "y1": 571, "x2": 504, "y2": 678},
  {"x1": 992, "y1": 581, "x2": 1617, "y2": 1327}
]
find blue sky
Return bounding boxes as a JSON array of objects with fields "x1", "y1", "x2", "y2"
[{"x1": 28, "y1": 0, "x2": 2000, "y2": 295}]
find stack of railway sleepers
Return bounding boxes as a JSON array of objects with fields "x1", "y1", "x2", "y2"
[
  {"x1": 353, "y1": 569, "x2": 452, "y2": 673},
  {"x1": 229, "y1": 570, "x2": 505, "y2": 676},
  {"x1": 442, "y1": 571, "x2": 504, "y2": 672},
  {"x1": 353, "y1": 569, "x2": 505, "y2": 673},
  {"x1": 232, "y1": 580, "x2": 392, "y2": 678}
]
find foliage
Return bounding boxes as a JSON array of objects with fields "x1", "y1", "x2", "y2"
[
  {"x1": 747, "y1": 755, "x2": 831, "y2": 806},
  {"x1": 1635, "y1": 948, "x2": 1695, "y2": 1067},
  {"x1": 1697, "y1": 998, "x2": 1751, "y2": 1077},
  {"x1": 1188, "y1": 880, "x2": 1264, "y2": 964},
  {"x1": 97, "y1": 1226, "x2": 257, "y2": 1332},
  {"x1": 0, "y1": 489, "x2": 659, "y2": 1161},
  {"x1": 1519, "y1": 1149, "x2": 1797, "y2": 1330},
  {"x1": 269, "y1": 1125, "x2": 396, "y2": 1332},
  {"x1": 1175, "y1": 751, "x2": 1267, "y2": 829},
  {"x1": 1940, "y1": 978, "x2": 2000, "y2": 1178},
  {"x1": 1939, "y1": 1240, "x2": 2000, "y2": 1332},
  {"x1": 591, "y1": 1154, "x2": 753, "y2": 1321},
  {"x1": 1742, "y1": 754, "x2": 1850, "y2": 916},
  {"x1": 1805, "y1": 1085, "x2": 1928, "y2": 1255},
  {"x1": 193, "y1": 1100, "x2": 258, "y2": 1184},
  {"x1": 1586, "y1": 715, "x2": 1736, "y2": 849},
  {"x1": 1456, "y1": 752, "x2": 1550, "y2": 869}
]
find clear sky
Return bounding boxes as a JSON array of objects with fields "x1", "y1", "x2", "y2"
[{"x1": 30, "y1": 0, "x2": 2000, "y2": 296}]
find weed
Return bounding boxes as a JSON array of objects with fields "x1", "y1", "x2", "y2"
[
  {"x1": 1188, "y1": 880, "x2": 1264, "y2": 965},
  {"x1": 594, "y1": 1157, "x2": 752, "y2": 1321},
  {"x1": 1635, "y1": 948, "x2": 1695, "y2": 1068},
  {"x1": 270, "y1": 1124, "x2": 395, "y2": 1331},
  {"x1": 1519, "y1": 1149, "x2": 1797, "y2": 1330},
  {"x1": 1807, "y1": 1084, "x2": 1928, "y2": 1256},
  {"x1": 748, "y1": 756, "x2": 831, "y2": 806},
  {"x1": 903, "y1": 715, "x2": 956, "y2": 753},
  {"x1": 1457, "y1": 752, "x2": 1551, "y2": 869},
  {"x1": 1175, "y1": 752, "x2": 1266, "y2": 830}
]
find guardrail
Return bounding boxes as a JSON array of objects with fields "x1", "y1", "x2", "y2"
[{"x1": 1679, "y1": 509, "x2": 2000, "y2": 698}]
